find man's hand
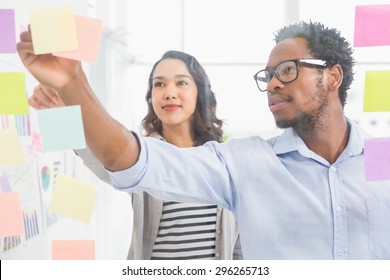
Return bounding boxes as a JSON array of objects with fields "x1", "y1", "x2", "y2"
[
  {"x1": 17, "y1": 30, "x2": 82, "y2": 91},
  {"x1": 29, "y1": 85, "x2": 65, "y2": 109}
]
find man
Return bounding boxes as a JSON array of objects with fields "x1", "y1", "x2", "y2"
[{"x1": 18, "y1": 21, "x2": 390, "y2": 259}]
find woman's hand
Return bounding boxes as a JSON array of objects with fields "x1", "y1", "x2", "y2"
[
  {"x1": 17, "y1": 30, "x2": 82, "y2": 91},
  {"x1": 29, "y1": 85, "x2": 65, "y2": 109}
]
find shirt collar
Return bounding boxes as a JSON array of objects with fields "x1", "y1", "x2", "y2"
[{"x1": 270, "y1": 118, "x2": 368, "y2": 158}]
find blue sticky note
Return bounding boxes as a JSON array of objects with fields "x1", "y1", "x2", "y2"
[
  {"x1": 0, "y1": 9, "x2": 16, "y2": 53},
  {"x1": 37, "y1": 106, "x2": 86, "y2": 152}
]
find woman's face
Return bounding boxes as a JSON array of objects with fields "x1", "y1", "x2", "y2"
[{"x1": 151, "y1": 58, "x2": 198, "y2": 128}]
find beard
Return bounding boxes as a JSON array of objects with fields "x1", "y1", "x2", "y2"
[{"x1": 275, "y1": 80, "x2": 328, "y2": 131}]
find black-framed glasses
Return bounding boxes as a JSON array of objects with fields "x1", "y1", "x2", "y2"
[{"x1": 253, "y1": 58, "x2": 327, "y2": 92}]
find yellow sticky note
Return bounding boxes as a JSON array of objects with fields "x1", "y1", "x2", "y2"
[
  {"x1": 0, "y1": 72, "x2": 28, "y2": 114},
  {"x1": 30, "y1": 6, "x2": 78, "y2": 54},
  {"x1": 53, "y1": 15, "x2": 103, "y2": 63},
  {"x1": 49, "y1": 174, "x2": 98, "y2": 222},
  {"x1": 0, "y1": 129, "x2": 25, "y2": 166},
  {"x1": 0, "y1": 192, "x2": 25, "y2": 237},
  {"x1": 364, "y1": 70, "x2": 390, "y2": 112},
  {"x1": 52, "y1": 240, "x2": 95, "y2": 260}
]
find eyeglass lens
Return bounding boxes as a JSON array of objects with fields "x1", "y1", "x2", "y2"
[{"x1": 255, "y1": 60, "x2": 298, "y2": 91}]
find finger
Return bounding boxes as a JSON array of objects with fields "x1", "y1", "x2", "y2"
[
  {"x1": 31, "y1": 85, "x2": 54, "y2": 108},
  {"x1": 40, "y1": 85, "x2": 60, "y2": 104},
  {"x1": 19, "y1": 30, "x2": 32, "y2": 42},
  {"x1": 28, "y1": 95, "x2": 45, "y2": 109}
]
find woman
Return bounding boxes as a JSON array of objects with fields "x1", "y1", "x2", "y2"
[{"x1": 29, "y1": 50, "x2": 241, "y2": 260}]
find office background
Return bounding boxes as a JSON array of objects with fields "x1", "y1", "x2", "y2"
[{"x1": 0, "y1": 0, "x2": 389, "y2": 259}]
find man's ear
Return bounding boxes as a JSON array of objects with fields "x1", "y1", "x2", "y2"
[{"x1": 328, "y1": 64, "x2": 343, "y2": 91}]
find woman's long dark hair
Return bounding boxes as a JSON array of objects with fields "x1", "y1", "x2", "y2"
[{"x1": 141, "y1": 50, "x2": 224, "y2": 145}]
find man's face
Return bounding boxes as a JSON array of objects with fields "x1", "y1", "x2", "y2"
[{"x1": 265, "y1": 38, "x2": 328, "y2": 130}]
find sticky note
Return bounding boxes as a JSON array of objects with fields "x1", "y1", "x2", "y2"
[
  {"x1": 364, "y1": 137, "x2": 390, "y2": 181},
  {"x1": 49, "y1": 174, "x2": 98, "y2": 222},
  {"x1": 0, "y1": 73, "x2": 29, "y2": 114},
  {"x1": 37, "y1": 105, "x2": 86, "y2": 152},
  {"x1": 363, "y1": 71, "x2": 390, "y2": 112},
  {"x1": 30, "y1": 6, "x2": 78, "y2": 54},
  {"x1": 0, "y1": 173, "x2": 12, "y2": 192},
  {"x1": 0, "y1": 192, "x2": 25, "y2": 237},
  {"x1": 354, "y1": 5, "x2": 390, "y2": 47},
  {"x1": 0, "y1": 129, "x2": 26, "y2": 166},
  {"x1": 53, "y1": 15, "x2": 103, "y2": 63},
  {"x1": 0, "y1": 9, "x2": 16, "y2": 53},
  {"x1": 52, "y1": 240, "x2": 95, "y2": 260}
]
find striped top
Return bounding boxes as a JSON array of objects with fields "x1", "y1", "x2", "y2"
[{"x1": 151, "y1": 201, "x2": 218, "y2": 260}]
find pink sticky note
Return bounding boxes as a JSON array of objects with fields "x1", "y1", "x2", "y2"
[
  {"x1": 0, "y1": 192, "x2": 25, "y2": 237},
  {"x1": 354, "y1": 5, "x2": 390, "y2": 47},
  {"x1": 53, "y1": 15, "x2": 103, "y2": 63},
  {"x1": 0, "y1": 9, "x2": 16, "y2": 53},
  {"x1": 52, "y1": 240, "x2": 95, "y2": 260},
  {"x1": 364, "y1": 137, "x2": 390, "y2": 181}
]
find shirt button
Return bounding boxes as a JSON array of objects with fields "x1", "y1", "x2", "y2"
[
  {"x1": 330, "y1": 166, "x2": 336, "y2": 172},
  {"x1": 217, "y1": 229, "x2": 222, "y2": 234},
  {"x1": 336, "y1": 206, "x2": 342, "y2": 212},
  {"x1": 338, "y1": 250, "x2": 345, "y2": 256},
  {"x1": 215, "y1": 253, "x2": 220, "y2": 258}
]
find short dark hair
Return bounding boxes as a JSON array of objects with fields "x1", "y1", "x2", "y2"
[
  {"x1": 142, "y1": 50, "x2": 224, "y2": 145},
  {"x1": 274, "y1": 21, "x2": 355, "y2": 107}
]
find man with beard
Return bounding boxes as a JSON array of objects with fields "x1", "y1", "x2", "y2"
[{"x1": 17, "y1": 21, "x2": 390, "y2": 259}]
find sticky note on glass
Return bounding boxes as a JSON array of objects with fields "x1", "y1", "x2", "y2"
[
  {"x1": 354, "y1": 5, "x2": 390, "y2": 47},
  {"x1": 363, "y1": 71, "x2": 390, "y2": 112},
  {"x1": 0, "y1": 173, "x2": 12, "y2": 192},
  {"x1": 49, "y1": 174, "x2": 98, "y2": 222},
  {"x1": 30, "y1": 6, "x2": 78, "y2": 54},
  {"x1": 364, "y1": 137, "x2": 390, "y2": 181},
  {"x1": 53, "y1": 15, "x2": 103, "y2": 63},
  {"x1": 0, "y1": 73, "x2": 29, "y2": 114},
  {"x1": 0, "y1": 129, "x2": 25, "y2": 166},
  {"x1": 0, "y1": 9, "x2": 16, "y2": 53},
  {"x1": 37, "y1": 105, "x2": 86, "y2": 152},
  {"x1": 52, "y1": 240, "x2": 95, "y2": 260},
  {"x1": 0, "y1": 192, "x2": 25, "y2": 237}
]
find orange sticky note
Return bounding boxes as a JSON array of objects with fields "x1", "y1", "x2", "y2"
[
  {"x1": 0, "y1": 192, "x2": 25, "y2": 237},
  {"x1": 52, "y1": 240, "x2": 95, "y2": 259},
  {"x1": 53, "y1": 15, "x2": 103, "y2": 63}
]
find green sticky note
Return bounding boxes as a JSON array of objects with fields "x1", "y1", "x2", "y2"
[
  {"x1": 0, "y1": 73, "x2": 28, "y2": 114},
  {"x1": 49, "y1": 174, "x2": 98, "y2": 223},
  {"x1": 30, "y1": 6, "x2": 78, "y2": 54},
  {"x1": 364, "y1": 70, "x2": 390, "y2": 112}
]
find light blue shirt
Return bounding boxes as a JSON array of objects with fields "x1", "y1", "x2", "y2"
[{"x1": 108, "y1": 119, "x2": 390, "y2": 259}]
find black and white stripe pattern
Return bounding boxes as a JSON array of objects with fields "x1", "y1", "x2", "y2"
[{"x1": 151, "y1": 201, "x2": 217, "y2": 260}]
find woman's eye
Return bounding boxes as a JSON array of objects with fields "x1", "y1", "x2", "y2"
[
  {"x1": 154, "y1": 82, "x2": 164, "y2": 88},
  {"x1": 178, "y1": 80, "x2": 188, "y2": 86}
]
